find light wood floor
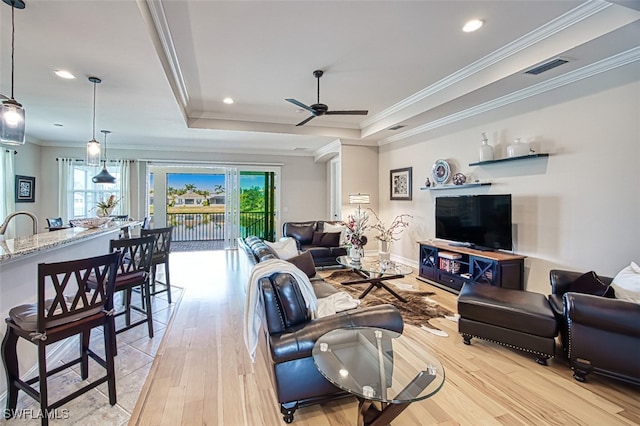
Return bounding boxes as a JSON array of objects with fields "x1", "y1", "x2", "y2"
[{"x1": 130, "y1": 250, "x2": 640, "y2": 425}]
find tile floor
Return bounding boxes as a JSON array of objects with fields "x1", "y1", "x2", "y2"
[{"x1": 0, "y1": 276, "x2": 182, "y2": 426}]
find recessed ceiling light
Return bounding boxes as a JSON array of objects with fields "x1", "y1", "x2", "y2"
[
  {"x1": 223, "y1": 97, "x2": 234, "y2": 104},
  {"x1": 54, "y1": 70, "x2": 76, "y2": 79},
  {"x1": 463, "y1": 19, "x2": 484, "y2": 33}
]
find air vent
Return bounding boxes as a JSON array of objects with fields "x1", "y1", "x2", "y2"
[
  {"x1": 525, "y1": 58, "x2": 569, "y2": 75},
  {"x1": 387, "y1": 125, "x2": 406, "y2": 131}
]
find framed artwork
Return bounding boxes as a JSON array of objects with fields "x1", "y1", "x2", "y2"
[
  {"x1": 15, "y1": 175, "x2": 35, "y2": 202},
  {"x1": 390, "y1": 167, "x2": 412, "y2": 200}
]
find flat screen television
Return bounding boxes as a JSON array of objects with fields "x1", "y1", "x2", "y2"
[{"x1": 435, "y1": 194, "x2": 512, "y2": 251}]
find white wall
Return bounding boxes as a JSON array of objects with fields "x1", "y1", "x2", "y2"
[
  {"x1": 378, "y1": 80, "x2": 640, "y2": 294},
  {"x1": 7, "y1": 143, "x2": 41, "y2": 236}
]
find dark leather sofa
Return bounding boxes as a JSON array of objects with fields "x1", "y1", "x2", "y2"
[
  {"x1": 282, "y1": 221, "x2": 347, "y2": 267},
  {"x1": 241, "y1": 236, "x2": 404, "y2": 423},
  {"x1": 549, "y1": 269, "x2": 640, "y2": 385}
]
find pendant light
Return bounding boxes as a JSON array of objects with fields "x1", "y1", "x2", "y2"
[
  {"x1": 92, "y1": 130, "x2": 116, "y2": 184},
  {"x1": 86, "y1": 76, "x2": 101, "y2": 166},
  {"x1": 0, "y1": 0, "x2": 26, "y2": 146}
]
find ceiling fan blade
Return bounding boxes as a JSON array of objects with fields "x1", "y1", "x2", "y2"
[
  {"x1": 296, "y1": 115, "x2": 316, "y2": 126},
  {"x1": 286, "y1": 98, "x2": 315, "y2": 114},
  {"x1": 326, "y1": 110, "x2": 369, "y2": 116}
]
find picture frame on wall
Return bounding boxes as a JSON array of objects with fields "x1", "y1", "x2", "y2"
[
  {"x1": 15, "y1": 175, "x2": 35, "y2": 203},
  {"x1": 390, "y1": 167, "x2": 412, "y2": 200}
]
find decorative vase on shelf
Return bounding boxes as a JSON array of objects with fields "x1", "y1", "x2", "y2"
[
  {"x1": 478, "y1": 132, "x2": 494, "y2": 162},
  {"x1": 379, "y1": 241, "x2": 391, "y2": 261},
  {"x1": 507, "y1": 138, "x2": 530, "y2": 158},
  {"x1": 349, "y1": 247, "x2": 362, "y2": 263}
]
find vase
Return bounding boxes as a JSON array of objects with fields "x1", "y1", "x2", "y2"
[
  {"x1": 379, "y1": 241, "x2": 391, "y2": 261},
  {"x1": 507, "y1": 138, "x2": 530, "y2": 158},
  {"x1": 478, "y1": 136, "x2": 494, "y2": 162},
  {"x1": 349, "y1": 247, "x2": 362, "y2": 263},
  {"x1": 97, "y1": 207, "x2": 114, "y2": 217}
]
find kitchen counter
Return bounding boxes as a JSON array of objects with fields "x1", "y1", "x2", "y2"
[{"x1": 0, "y1": 221, "x2": 133, "y2": 263}]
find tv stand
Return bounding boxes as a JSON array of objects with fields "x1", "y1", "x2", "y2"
[{"x1": 417, "y1": 241, "x2": 525, "y2": 294}]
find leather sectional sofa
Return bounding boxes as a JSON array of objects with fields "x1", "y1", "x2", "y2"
[
  {"x1": 549, "y1": 269, "x2": 640, "y2": 385},
  {"x1": 241, "y1": 236, "x2": 404, "y2": 423},
  {"x1": 282, "y1": 221, "x2": 347, "y2": 267}
]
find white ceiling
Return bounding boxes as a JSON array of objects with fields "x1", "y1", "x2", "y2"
[{"x1": 1, "y1": 0, "x2": 639, "y2": 157}]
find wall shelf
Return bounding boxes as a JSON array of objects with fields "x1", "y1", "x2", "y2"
[
  {"x1": 420, "y1": 182, "x2": 491, "y2": 191},
  {"x1": 469, "y1": 153, "x2": 549, "y2": 166}
]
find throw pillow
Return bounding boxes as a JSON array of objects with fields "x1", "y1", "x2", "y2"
[
  {"x1": 610, "y1": 261, "x2": 640, "y2": 303},
  {"x1": 264, "y1": 238, "x2": 299, "y2": 260},
  {"x1": 286, "y1": 251, "x2": 317, "y2": 279},
  {"x1": 311, "y1": 231, "x2": 341, "y2": 247},
  {"x1": 567, "y1": 271, "x2": 610, "y2": 297},
  {"x1": 324, "y1": 222, "x2": 347, "y2": 245}
]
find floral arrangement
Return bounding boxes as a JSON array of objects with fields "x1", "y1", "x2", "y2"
[
  {"x1": 96, "y1": 194, "x2": 120, "y2": 216},
  {"x1": 344, "y1": 209, "x2": 370, "y2": 249},
  {"x1": 369, "y1": 209, "x2": 412, "y2": 243}
]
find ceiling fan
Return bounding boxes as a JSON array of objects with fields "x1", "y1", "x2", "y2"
[{"x1": 286, "y1": 70, "x2": 368, "y2": 126}]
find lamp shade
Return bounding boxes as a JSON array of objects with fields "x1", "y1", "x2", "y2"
[
  {"x1": 92, "y1": 163, "x2": 116, "y2": 184},
  {"x1": 349, "y1": 194, "x2": 370, "y2": 205},
  {"x1": 86, "y1": 138, "x2": 101, "y2": 166},
  {"x1": 0, "y1": 98, "x2": 25, "y2": 145}
]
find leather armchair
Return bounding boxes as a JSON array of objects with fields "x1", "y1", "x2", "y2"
[
  {"x1": 564, "y1": 292, "x2": 640, "y2": 384},
  {"x1": 550, "y1": 269, "x2": 640, "y2": 385}
]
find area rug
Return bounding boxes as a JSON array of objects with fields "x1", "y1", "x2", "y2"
[{"x1": 321, "y1": 270, "x2": 453, "y2": 329}]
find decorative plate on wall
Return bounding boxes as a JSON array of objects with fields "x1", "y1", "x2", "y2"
[{"x1": 432, "y1": 159, "x2": 451, "y2": 184}]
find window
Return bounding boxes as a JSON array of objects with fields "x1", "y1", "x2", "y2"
[{"x1": 69, "y1": 163, "x2": 121, "y2": 218}]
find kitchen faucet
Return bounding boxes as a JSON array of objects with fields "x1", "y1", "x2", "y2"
[{"x1": 0, "y1": 211, "x2": 39, "y2": 236}]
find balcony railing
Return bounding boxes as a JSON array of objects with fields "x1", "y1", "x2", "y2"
[{"x1": 166, "y1": 211, "x2": 273, "y2": 242}]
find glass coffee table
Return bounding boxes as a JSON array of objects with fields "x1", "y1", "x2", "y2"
[
  {"x1": 313, "y1": 327, "x2": 445, "y2": 426},
  {"x1": 336, "y1": 256, "x2": 413, "y2": 302}
]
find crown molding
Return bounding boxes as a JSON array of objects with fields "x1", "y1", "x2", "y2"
[
  {"x1": 362, "y1": 0, "x2": 613, "y2": 129},
  {"x1": 141, "y1": 0, "x2": 190, "y2": 112},
  {"x1": 313, "y1": 139, "x2": 342, "y2": 163},
  {"x1": 379, "y1": 46, "x2": 640, "y2": 145}
]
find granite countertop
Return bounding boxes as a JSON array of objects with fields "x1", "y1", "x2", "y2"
[{"x1": 0, "y1": 221, "x2": 137, "y2": 263}]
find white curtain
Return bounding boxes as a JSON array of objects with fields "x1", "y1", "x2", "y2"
[
  {"x1": 225, "y1": 167, "x2": 239, "y2": 249},
  {"x1": 0, "y1": 149, "x2": 16, "y2": 238},
  {"x1": 117, "y1": 160, "x2": 131, "y2": 216},
  {"x1": 57, "y1": 158, "x2": 74, "y2": 223}
]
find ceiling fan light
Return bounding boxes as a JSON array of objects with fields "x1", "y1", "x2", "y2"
[{"x1": 0, "y1": 98, "x2": 26, "y2": 145}]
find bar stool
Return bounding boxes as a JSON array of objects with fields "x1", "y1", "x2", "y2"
[
  {"x1": 101, "y1": 236, "x2": 156, "y2": 339},
  {"x1": 141, "y1": 226, "x2": 173, "y2": 304},
  {"x1": 2, "y1": 252, "x2": 120, "y2": 426}
]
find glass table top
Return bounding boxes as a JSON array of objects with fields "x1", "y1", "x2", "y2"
[
  {"x1": 312, "y1": 327, "x2": 445, "y2": 404},
  {"x1": 337, "y1": 256, "x2": 413, "y2": 276}
]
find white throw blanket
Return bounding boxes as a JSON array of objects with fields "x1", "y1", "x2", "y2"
[{"x1": 244, "y1": 259, "x2": 319, "y2": 362}]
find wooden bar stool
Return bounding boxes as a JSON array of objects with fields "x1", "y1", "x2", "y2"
[
  {"x1": 2, "y1": 252, "x2": 120, "y2": 426},
  {"x1": 141, "y1": 226, "x2": 173, "y2": 304},
  {"x1": 100, "y1": 236, "x2": 156, "y2": 340}
]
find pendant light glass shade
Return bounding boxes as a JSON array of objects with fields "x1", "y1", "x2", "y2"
[
  {"x1": 92, "y1": 130, "x2": 116, "y2": 184},
  {"x1": 0, "y1": 0, "x2": 26, "y2": 146},
  {"x1": 85, "y1": 77, "x2": 101, "y2": 166},
  {"x1": 0, "y1": 98, "x2": 25, "y2": 145}
]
